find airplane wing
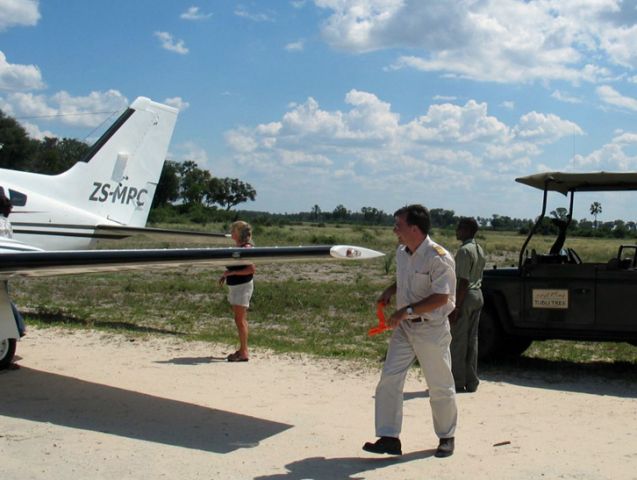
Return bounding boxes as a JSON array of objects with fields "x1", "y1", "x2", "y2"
[
  {"x1": 0, "y1": 244, "x2": 385, "y2": 278},
  {"x1": 94, "y1": 225, "x2": 231, "y2": 243}
]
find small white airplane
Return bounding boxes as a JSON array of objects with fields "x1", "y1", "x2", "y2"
[{"x1": 0, "y1": 97, "x2": 383, "y2": 368}]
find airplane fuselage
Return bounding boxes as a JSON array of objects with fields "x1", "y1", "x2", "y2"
[
  {"x1": 0, "y1": 97, "x2": 178, "y2": 252},
  {"x1": 0, "y1": 176, "x2": 114, "y2": 250}
]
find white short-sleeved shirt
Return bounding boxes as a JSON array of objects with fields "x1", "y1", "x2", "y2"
[{"x1": 395, "y1": 236, "x2": 456, "y2": 324}]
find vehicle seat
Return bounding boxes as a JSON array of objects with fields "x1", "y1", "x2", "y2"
[
  {"x1": 607, "y1": 258, "x2": 631, "y2": 270},
  {"x1": 524, "y1": 249, "x2": 568, "y2": 266},
  {"x1": 535, "y1": 254, "x2": 568, "y2": 264}
]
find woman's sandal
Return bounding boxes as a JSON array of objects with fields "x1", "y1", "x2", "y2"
[{"x1": 227, "y1": 351, "x2": 249, "y2": 362}]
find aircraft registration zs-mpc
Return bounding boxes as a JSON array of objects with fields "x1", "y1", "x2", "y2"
[{"x1": 0, "y1": 97, "x2": 383, "y2": 368}]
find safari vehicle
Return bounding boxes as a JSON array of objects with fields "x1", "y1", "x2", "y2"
[{"x1": 479, "y1": 172, "x2": 637, "y2": 359}]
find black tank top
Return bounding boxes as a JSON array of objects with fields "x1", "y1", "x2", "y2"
[{"x1": 225, "y1": 243, "x2": 254, "y2": 285}]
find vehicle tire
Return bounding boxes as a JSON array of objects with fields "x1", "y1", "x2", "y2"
[
  {"x1": 478, "y1": 310, "x2": 532, "y2": 360},
  {"x1": 478, "y1": 309, "x2": 505, "y2": 361},
  {"x1": 504, "y1": 336, "x2": 532, "y2": 357},
  {"x1": 0, "y1": 338, "x2": 16, "y2": 369}
]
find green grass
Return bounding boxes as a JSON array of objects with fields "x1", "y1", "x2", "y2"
[
  {"x1": 12, "y1": 223, "x2": 637, "y2": 368},
  {"x1": 525, "y1": 339, "x2": 637, "y2": 363}
]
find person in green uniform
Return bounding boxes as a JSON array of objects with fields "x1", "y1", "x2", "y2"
[{"x1": 449, "y1": 217, "x2": 486, "y2": 393}]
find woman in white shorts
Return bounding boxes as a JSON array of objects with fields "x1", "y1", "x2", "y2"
[{"x1": 218, "y1": 221, "x2": 255, "y2": 362}]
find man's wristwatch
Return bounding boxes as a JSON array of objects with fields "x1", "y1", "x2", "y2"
[{"x1": 406, "y1": 305, "x2": 414, "y2": 316}]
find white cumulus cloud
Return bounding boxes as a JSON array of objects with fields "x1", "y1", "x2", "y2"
[
  {"x1": 164, "y1": 97, "x2": 190, "y2": 111},
  {"x1": 0, "y1": 51, "x2": 44, "y2": 91},
  {"x1": 0, "y1": 0, "x2": 40, "y2": 31},
  {"x1": 180, "y1": 6, "x2": 212, "y2": 21},
  {"x1": 223, "y1": 89, "x2": 583, "y2": 196},
  {"x1": 513, "y1": 112, "x2": 584, "y2": 144},
  {"x1": 569, "y1": 138, "x2": 637, "y2": 171},
  {"x1": 404, "y1": 100, "x2": 509, "y2": 143},
  {"x1": 234, "y1": 5, "x2": 274, "y2": 22},
  {"x1": 1, "y1": 90, "x2": 128, "y2": 129},
  {"x1": 154, "y1": 31, "x2": 189, "y2": 55},
  {"x1": 551, "y1": 90, "x2": 583, "y2": 104},
  {"x1": 285, "y1": 40, "x2": 305, "y2": 52},
  {"x1": 316, "y1": 0, "x2": 637, "y2": 84},
  {"x1": 173, "y1": 141, "x2": 210, "y2": 168},
  {"x1": 21, "y1": 120, "x2": 55, "y2": 140},
  {"x1": 597, "y1": 85, "x2": 637, "y2": 111}
]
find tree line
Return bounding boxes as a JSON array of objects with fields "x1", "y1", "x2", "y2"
[
  {"x1": 1, "y1": 108, "x2": 636, "y2": 238},
  {"x1": 244, "y1": 205, "x2": 637, "y2": 239},
  {"x1": 0, "y1": 110, "x2": 91, "y2": 174}
]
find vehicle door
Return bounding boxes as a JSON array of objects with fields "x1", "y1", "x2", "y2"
[
  {"x1": 595, "y1": 246, "x2": 637, "y2": 331},
  {"x1": 521, "y1": 261, "x2": 596, "y2": 328}
]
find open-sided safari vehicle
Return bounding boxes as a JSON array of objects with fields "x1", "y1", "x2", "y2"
[{"x1": 479, "y1": 172, "x2": 637, "y2": 359}]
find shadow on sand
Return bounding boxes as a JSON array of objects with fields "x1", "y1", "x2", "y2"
[
  {"x1": 156, "y1": 355, "x2": 230, "y2": 365},
  {"x1": 254, "y1": 449, "x2": 436, "y2": 480},
  {"x1": 1, "y1": 367, "x2": 291, "y2": 453},
  {"x1": 24, "y1": 311, "x2": 183, "y2": 336},
  {"x1": 374, "y1": 355, "x2": 636, "y2": 399},
  {"x1": 480, "y1": 356, "x2": 637, "y2": 398}
]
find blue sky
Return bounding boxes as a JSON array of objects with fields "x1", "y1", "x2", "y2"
[{"x1": 3, "y1": 1, "x2": 637, "y2": 222}]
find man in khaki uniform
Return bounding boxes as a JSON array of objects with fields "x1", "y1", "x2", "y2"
[
  {"x1": 363, "y1": 204, "x2": 458, "y2": 458},
  {"x1": 449, "y1": 217, "x2": 486, "y2": 393}
]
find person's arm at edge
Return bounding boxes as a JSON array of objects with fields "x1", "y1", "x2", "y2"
[
  {"x1": 227, "y1": 264, "x2": 256, "y2": 277},
  {"x1": 449, "y1": 277, "x2": 469, "y2": 323},
  {"x1": 377, "y1": 282, "x2": 397, "y2": 305},
  {"x1": 219, "y1": 264, "x2": 256, "y2": 285}
]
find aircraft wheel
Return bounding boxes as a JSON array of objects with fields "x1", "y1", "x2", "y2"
[{"x1": 0, "y1": 338, "x2": 16, "y2": 369}]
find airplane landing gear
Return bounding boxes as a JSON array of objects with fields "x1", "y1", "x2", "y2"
[{"x1": 0, "y1": 338, "x2": 16, "y2": 369}]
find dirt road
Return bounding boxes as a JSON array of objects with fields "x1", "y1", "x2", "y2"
[{"x1": 2, "y1": 328, "x2": 636, "y2": 479}]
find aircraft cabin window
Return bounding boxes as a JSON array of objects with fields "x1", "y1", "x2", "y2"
[{"x1": 9, "y1": 189, "x2": 27, "y2": 206}]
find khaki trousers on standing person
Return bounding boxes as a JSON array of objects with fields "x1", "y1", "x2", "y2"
[
  {"x1": 375, "y1": 320, "x2": 457, "y2": 440},
  {"x1": 450, "y1": 289, "x2": 484, "y2": 391}
]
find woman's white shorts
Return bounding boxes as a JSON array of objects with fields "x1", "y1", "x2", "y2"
[{"x1": 227, "y1": 280, "x2": 254, "y2": 307}]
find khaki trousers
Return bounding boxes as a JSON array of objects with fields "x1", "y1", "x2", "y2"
[
  {"x1": 450, "y1": 289, "x2": 483, "y2": 389},
  {"x1": 375, "y1": 320, "x2": 457, "y2": 439}
]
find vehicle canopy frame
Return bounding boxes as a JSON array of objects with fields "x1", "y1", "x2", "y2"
[{"x1": 514, "y1": 172, "x2": 637, "y2": 268}]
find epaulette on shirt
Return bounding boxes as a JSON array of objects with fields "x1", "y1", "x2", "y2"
[{"x1": 433, "y1": 244, "x2": 446, "y2": 256}]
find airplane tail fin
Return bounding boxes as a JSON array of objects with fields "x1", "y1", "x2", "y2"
[{"x1": 54, "y1": 97, "x2": 179, "y2": 227}]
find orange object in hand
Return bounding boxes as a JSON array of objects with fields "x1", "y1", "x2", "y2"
[{"x1": 368, "y1": 301, "x2": 391, "y2": 336}]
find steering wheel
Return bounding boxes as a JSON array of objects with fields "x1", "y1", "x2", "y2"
[{"x1": 566, "y1": 247, "x2": 582, "y2": 264}]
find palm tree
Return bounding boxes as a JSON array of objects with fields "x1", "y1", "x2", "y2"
[
  {"x1": 311, "y1": 204, "x2": 322, "y2": 221},
  {"x1": 590, "y1": 201, "x2": 602, "y2": 229}
]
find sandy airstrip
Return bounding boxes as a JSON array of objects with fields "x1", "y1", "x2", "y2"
[{"x1": 2, "y1": 327, "x2": 636, "y2": 480}]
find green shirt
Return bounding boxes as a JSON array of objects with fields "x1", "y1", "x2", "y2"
[{"x1": 455, "y1": 238, "x2": 486, "y2": 290}]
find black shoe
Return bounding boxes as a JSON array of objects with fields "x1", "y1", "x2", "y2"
[
  {"x1": 435, "y1": 437, "x2": 454, "y2": 458},
  {"x1": 455, "y1": 386, "x2": 465, "y2": 393},
  {"x1": 466, "y1": 383, "x2": 479, "y2": 393},
  {"x1": 362, "y1": 436, "x2": 402, "y2": 455}
]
